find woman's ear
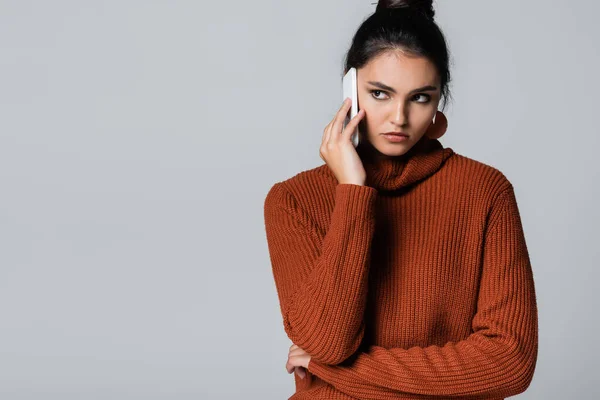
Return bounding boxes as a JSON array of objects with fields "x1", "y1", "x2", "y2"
[{"x1": 425, "y1": 111, "x2": 447, "y2": 139}]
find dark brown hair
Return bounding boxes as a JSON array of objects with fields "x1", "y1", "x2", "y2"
[{"x1": 344, "y1": 0, "x2": 453, "y2": 111}]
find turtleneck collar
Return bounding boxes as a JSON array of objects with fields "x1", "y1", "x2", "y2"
[{"x1": 353, "y1": 136, "x2": 454, "y2": 192}]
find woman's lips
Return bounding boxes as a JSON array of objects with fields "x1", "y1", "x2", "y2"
[
  {"x1": 382, "y1": 132, "x2": 409, "y2": 136},
  {"x1": 383, "y1": 133, "x2": 409, "y2": 142}
]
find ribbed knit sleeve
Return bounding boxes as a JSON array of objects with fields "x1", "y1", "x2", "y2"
[
  {"x1": 264, "y1": 182, "x2": 378, "y2": 365},
  {"x1": 306, "y1": 185, "x2": 539, "y2": 398}
]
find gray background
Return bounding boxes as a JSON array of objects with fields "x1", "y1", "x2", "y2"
[{"x1": 0, "y1": 0, "x2": 598, "y2": 398}]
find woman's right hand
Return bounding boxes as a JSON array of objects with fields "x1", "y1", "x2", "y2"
[{"x1": 320, "y1": 98, "x2": 367, "y2": 186}]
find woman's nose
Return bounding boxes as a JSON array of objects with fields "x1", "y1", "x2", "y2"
[{"x1": 392, "y1": 102, "x2": 408, "y2": 125}]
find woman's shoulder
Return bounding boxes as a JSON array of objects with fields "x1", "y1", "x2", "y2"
[
  {"x1": 444, "y1": 151, "x2": 513, "y2": 196},
  {"x1": 264, "y1": 163, "x2": 336, "y2": 215}
]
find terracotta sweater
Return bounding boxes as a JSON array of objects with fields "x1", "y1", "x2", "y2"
[{"x1": 263, "y1": 137, "x2": 538, "y2": 400}]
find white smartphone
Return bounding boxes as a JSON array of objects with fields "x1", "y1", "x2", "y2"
[{"x1": 342, "y1": 67, "x2": 360, "y2": 147}]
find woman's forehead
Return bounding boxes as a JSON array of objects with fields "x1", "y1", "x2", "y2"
[{"x1": 359, "y1": 53, "x2": 440, "y2": 89}]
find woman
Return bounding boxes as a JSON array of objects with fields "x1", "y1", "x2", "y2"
[{"x1": 263, "y1": 1, "x2": 538, "y2": 399}]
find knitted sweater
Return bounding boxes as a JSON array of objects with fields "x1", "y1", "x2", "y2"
[{"x1": 263, "y1": 137, "x2": 538, "y2": 400}]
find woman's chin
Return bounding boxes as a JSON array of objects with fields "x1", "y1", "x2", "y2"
[{"x1": 372, "y1": 138, "x2": 413, "y2": 156}]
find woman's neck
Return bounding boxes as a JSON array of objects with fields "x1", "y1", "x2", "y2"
[{"x1": 354, "y1": 136, "x2": 455, "y2": 192}]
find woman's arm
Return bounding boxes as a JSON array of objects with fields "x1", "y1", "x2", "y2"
[
  {"x1": 264, "y1": 181, "x2": 378, "y2": 365},
  {"x1": 307, "y1": 185, "x2": 539, "y2": 398}
]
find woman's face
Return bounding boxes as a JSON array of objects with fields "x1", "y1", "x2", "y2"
[{"x1": 356, "y1": 50, "x2": 441, "y2": 157}]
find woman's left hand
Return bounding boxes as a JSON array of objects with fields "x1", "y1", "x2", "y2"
[{"x1": 286, "y1": 343, "x2": 311, "y2": 379}]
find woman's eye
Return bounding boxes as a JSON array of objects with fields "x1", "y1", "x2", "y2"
[
  {"x1": 414, "y1": 94, "x2": 431, "y2": 103},
  {"x1": 370, "y1": 90, "x2": 388, "y2": 100}
]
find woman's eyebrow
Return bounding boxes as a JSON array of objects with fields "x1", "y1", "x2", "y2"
[{"x1": 367, "y1": 81, "x2": 438, "y2": 95}]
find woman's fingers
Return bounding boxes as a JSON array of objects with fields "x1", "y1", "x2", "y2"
[
  {"x1": 321, "y1": 98, "x2": 351, "y2": 160},
  {"x1": 286, "y1": 344, "x2": 299, "y2": 373},
  {"x1": 342, "y1": 108, "x2": 365, "y2": 142},
  {"x1": 289, "y1": 347, "x2": 307, "y2": 357},
  {"x1": 321, "y1": 120, "x2": 332, "y2": 161},
  {"x1": 295, "y1": 366, "x2": 306, "y2": 379},
  {"x1": 287, "y1": 344, "x2": 310, "y2": 378},
  {"x1": 329, "y1": 98, "x2": 352, "y2": 145},
  {"x1": 286, "y1": 360, "x2": 295, "y2": 374},
  {"x1": 320, "y1": 98, "x2": 366, "y2": 185}
]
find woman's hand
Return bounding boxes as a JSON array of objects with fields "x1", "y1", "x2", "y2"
[
  {"x1": 286, "y1": 343, "x2": 311, "y2": 379},
  {"x1": 320, "y1": 98, "x2": 367, "y2": 186}
]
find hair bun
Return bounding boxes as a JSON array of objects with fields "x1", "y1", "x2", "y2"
[{"x1": 376, "y1": 0, "x2": 435, "y2": 21}]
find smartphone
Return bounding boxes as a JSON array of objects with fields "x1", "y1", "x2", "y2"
[{"x1": 342, "y1": 67, "x2": 360, "y2": 147}]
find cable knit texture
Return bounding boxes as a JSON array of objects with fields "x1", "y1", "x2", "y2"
[{"x1": 263, "y1": 137, "x2": 538, "y2": 400}]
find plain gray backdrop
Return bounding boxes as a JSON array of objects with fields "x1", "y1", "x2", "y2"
[{"x1": 1, "y1": 0, "x2": 598, "y2": 399}]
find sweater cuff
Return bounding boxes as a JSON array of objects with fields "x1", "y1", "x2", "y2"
[{"x1": 334, "y1": 183, "x2": 378, "y2": 218}]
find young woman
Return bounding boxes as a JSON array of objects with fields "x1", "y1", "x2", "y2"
[{"x1": 263, "y1": 1, "x2": 538, "y2": 399}]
